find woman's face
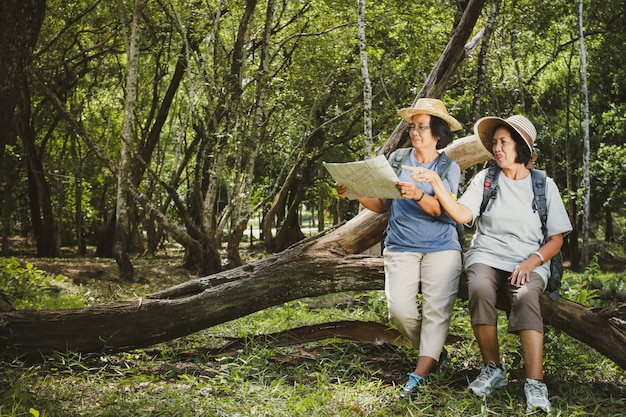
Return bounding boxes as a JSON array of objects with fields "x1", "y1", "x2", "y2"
[
  {"x1": 492, "y1": 126, "x2": 519, "y2": 168},
  {"x1": 409, "y1": 114, "x2": 437, "y2": 151}
]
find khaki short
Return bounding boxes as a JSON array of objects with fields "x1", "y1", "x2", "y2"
[{"x1": 466, "y1": 263, "x2": 544, "y2": 333}]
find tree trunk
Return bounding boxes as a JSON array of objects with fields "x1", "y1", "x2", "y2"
[
  {"x1": 605, "y1": 209, "x2": 614, "y2": 242},
  {"x1": 226, "y1": 0, "x2": 275, "y2": 267},
  {"x1": 579, "y1": 0, "x2": 591, "y2": 268},
  {"x1": 20, "y1": 88, "x2": 59, "y2": 257},
  {"x1": 262, "y1": 156, "x2": 303, "y2": 251},
  {"x1": 113, "y1": 0, "x2": 147, "y2": 281},
  {"x1": 358, "y1": 0, "x2": 373, "y2": 159},
  {"x1": 469, "y1": 0, "x2": 501, "y2": 122},
  {"x1": 0, "y1": 0, "x2": 47, "y2": 161}
]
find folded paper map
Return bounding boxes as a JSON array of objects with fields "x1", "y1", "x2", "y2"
[{"x1": 323, "y1": 155, "x2": 402, "y2": 200}]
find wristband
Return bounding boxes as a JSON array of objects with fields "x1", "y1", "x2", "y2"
[
  {"x1": 532, "y1": 251, "x2": 544, "y2": 265},
  {"x1": 415, "y1": 190, "x2": 425, "y2": 202}
]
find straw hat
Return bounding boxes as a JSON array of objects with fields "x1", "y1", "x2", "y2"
[
  {"x1": 398, "y1": 98, "x2": 462, "y2": 132},
  {"x1": 474, "y1": 115, "x2": 536, "y2": 154}
]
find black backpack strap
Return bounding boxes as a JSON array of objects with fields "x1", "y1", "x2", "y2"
[
  {"x1": 480, "y1": 166, "x2": 500, "y2": 215},
  {"x1": 390, "y1": 148, "x2": 412, "y2": 176},
  {"x1": 530, "y1": 169, "x2": 563, "y2": 300},
  {"x1": 530, "y1": 169, "x2": 548, "y2": 241}
]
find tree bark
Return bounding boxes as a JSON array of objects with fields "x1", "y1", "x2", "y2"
[
  {"x1": 0, "y1": 0, "x2": 47, "y2": 161},
  {"x1": 579, "y1": 0, "x2": 591, "y2": 268},
  {"x1": 358, "y1": 0, "x2": 373, "y2": 159},
  {"x1": 113, "y1": 0, "x2": 147, "y2": 281}
]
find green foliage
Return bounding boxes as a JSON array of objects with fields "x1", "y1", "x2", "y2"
[
  {"x1": 5, "y1": 0, "x2": 625, "y2": 270},
  {"x1": 589, "y1": 144, "x2": 626, "y2": 218},
  {"x1": 0, "y1": 257, "x2": 85, "y2": 310},
  {"x1": 1, "y1": 291, "x2": 625, "y2": 416},
  {"x1": 561, "y1": 254, "x2": 626, "y2": 307}
]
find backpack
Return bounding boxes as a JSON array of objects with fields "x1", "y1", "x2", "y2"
[
  {"x1": 480, "y1": 166, "x2": 563, "y2": 300},
  {"x1": 390, "y1": 148, "x2": 465, "y2": 245}
]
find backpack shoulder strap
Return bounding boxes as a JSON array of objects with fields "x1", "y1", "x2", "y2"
[
  {"x1": 530, "y1": 169, "x2": 548, "y2": 241},
  {"x1": 390, "y1": 148, "x2": 412, "y2": 176},
  {"x1": 436, "y1": 151, "x2": 452, "y2": 182},
  {"x1": 531, "y1": 169, "x2": 562, "y2": 300},
  {"x1": 480, "y1": 166, "x2": 501, "y2": 215}
]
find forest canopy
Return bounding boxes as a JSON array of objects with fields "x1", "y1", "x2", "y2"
[{"x1": 0, "y1": 0, "x2": 625, "y2": 278}]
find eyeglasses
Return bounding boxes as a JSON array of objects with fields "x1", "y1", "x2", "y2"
[{"x1": 409, "y1": 125, "x2": 431, "y2": 134}]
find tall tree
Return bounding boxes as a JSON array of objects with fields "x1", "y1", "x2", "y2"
[
  {"x1": 469, "y1": 0, "x2": 501, "y2": 122},
  {"x1": 19, "y1": 87, "x2": 59, "y2": 257},
  {"x1": 0, "y1": 0, "x2": 47, "y2": 254},
  {"x1": 0, "y1": 0, "x2": 47, "y2": 162},
  {"x1": 114, "y1": 0, "x2": 148, "y2": 281},
  {"x1": 225, "y1": 0, "x2": 275, "y2": 267},
  {"x1": 578, "y1": 0, "x2": 591, "y2": 268},
  {"x1": 358, "y1": 0, "x2": 373, "y2": 159}
]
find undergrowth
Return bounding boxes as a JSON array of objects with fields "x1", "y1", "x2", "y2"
[{"x1": 1, "y1": 256, "x2": 625, "y2": 416}]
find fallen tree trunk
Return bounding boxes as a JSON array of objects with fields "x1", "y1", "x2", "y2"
[{"x1": 2, "y1": 236, "x2": 626, "y2": 369}]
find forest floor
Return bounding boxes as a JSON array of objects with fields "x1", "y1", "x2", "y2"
[{"x1": 2, "y1": 237, "x2": 626, "y2": 416}]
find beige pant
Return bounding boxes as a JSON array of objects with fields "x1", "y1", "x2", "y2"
[{"x1": 383, "y1": 249, "x2": 462, "y2": 360}]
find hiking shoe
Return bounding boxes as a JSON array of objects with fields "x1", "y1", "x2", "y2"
[
  {"x1": 431, "y1": 347, "x2": 449, "y2": 374},
  {"x1": 524, "y1": 378, "x2": 551, "y2": 413},
  {"x1": 400, "y1": 372, "x2": 426, "y2": 399},
  {"x1": 468, "y1": 361, "x2": 508, "y2": 397}
]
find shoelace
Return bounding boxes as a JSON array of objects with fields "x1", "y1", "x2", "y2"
[
  {"x1": 404, "y1": 373, "x2": 425, "y2": 391},
  {"x1": 478, "y1": 365, "x2": 496, "y2": 380},
  {"x1": 526, "y1": 381, "x2": 547, "y2": 400}
]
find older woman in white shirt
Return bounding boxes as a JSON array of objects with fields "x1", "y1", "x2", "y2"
[{"x1": 407, "y1": 115, "x2": 572, "y2": 413}]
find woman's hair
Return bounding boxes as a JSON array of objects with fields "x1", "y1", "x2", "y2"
[
  {"x1": 494, "y1": 124, "x2": 532, "y2": 164},
  {"x1": 430, "y1": 116, "x2": 453, "y2": 149}
]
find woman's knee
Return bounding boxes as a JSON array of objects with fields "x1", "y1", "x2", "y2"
[
  {"x1": 468, "y1": 280, "x2": 496, "y2": 301},
  {"x1": 388, "y1": 303, "x2": 418, "y2": 326},
  {"x1": 512, "y1": 279, "x2": 543, "y2": 307}
]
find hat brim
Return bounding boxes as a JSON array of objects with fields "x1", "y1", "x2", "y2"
[
  {"x1": 474, "y1": 117, "x2": 533, "y2": 155},
  {"x1": 398, "y1": 107, "x2": 462, "y2": 132}
]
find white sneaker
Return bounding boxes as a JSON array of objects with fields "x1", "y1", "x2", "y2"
[
  {"x1": 524, "y1": 378, "x2": 551, "y2": 413},
  {"x1": 468, "y1": 361, "x2": 508, "y2": 397}
]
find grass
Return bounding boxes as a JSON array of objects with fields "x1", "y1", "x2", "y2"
[{"x1": 1, "y1": 255, "x2": 626, "y2": 416}]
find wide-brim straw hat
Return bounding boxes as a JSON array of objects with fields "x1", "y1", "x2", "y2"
[
  {"x1": 398, "y1": 98, "x2": 462, "y2": 132},
  {"x1": 474, "y1": 114, "x2": 536, "y2": 154}
]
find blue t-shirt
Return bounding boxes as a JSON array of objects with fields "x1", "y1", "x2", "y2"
[{"x1": 384, "y1": 150, "x2": 462, "y2": 253}]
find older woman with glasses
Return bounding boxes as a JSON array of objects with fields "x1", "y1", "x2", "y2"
[{"x1": 335, "y1": 98, "x2": 463, "y2": 399}]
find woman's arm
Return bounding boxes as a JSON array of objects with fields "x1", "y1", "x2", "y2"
[
  {"x1": 404, "y1": 165, "x2": 473, "y2": 223},
  {"x1": 509, "y1": 233, "x2": 564, "y2": 287},
  {"x1": 394, "y1": 181, "x2": 442, "y2": 216}
]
